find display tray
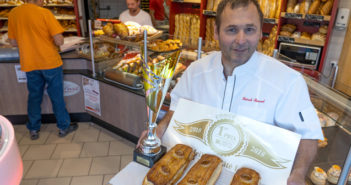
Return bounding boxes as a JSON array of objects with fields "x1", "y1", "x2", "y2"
[
  {"x1": 103, "y1": 69, "x2": 143, "y2": 90},
  {"x1": 97, "y1": 31, "x2": 163, "y2": 47},
  {"x1": 75, "y1": 42, "x2": 121, "y2": 62}
]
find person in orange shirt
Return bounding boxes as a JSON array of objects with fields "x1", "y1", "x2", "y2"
[{"x1": 8, "y1": 0, "x2": 78, "y2": 140}]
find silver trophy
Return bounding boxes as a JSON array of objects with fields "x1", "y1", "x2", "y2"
[{"x1": 133, "y1": 31, "x2": 182, "y2": 167}]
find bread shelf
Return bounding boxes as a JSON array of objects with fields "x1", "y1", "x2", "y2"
[
  {"x1": 281, "y1": 12, "x2": 331, "y2": 22},
  {"x1": 55, "y1": 15, "x2": 76, "y2": 20},
  {"x1": 0, "y1": 17, "x2": 7, "y2": 20},
  {"x1": 64, "y1": 28, "x2": 77, "y2": 32},
  {"x1": 172, "y1": 0, "x2": 200, "y2": 3},
  {"x1": 0, "y1": 26, "x2": 7, "y2": 31},
  {"x1": 278, "y1": 35, "x2": 325, "y2": 47}
]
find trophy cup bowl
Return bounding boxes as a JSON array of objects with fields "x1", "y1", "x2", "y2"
[{"x1": 133, "y1": 35, "x2": 182, "y2": 167}]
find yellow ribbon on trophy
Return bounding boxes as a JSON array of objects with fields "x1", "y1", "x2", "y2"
[{"x1": 173, "y1": 117, "x2": 290, "y2": 169}]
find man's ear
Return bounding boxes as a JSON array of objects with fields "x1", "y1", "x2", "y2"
[{"x1": 214, "y1": 23, "x2": 219, "y2": 40}]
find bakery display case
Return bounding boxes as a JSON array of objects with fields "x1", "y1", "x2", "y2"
[{"x1": 304, "y1": 74, "x2": 351, "y2": 184}]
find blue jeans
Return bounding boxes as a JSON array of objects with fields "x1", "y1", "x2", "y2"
[{"x1": 26, "y1": 66, "x2": 71, "y2": 131}]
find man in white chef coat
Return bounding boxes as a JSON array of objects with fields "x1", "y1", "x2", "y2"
[{"x1": 138, "y1": 0, "x2": 323, "y2": 184}]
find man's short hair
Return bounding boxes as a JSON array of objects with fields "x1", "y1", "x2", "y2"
[{"x1": 215, "y1": 0, "x2": 263, "y2": 32}]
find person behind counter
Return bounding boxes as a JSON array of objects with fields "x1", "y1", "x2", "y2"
[
  {"x1": 137, "y1": 0, "x2": 323, "y2": 184},
  {"x1": 149, "y1": 0, "x2": 170, "y2": 27},
  {"x1": 7, "y1": 0, "x2": 78, "y2": 140},
  {"x1": 119, "y1": 0, "x2": 153, "y2": 26}
]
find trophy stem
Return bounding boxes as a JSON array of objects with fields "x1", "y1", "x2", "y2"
[{"x1": 139, "y1": 109, "x2": 161, "y2": 156}]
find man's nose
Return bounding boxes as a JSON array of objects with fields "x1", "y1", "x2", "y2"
[{"x1": 235, "y1": 30, "x2": 246, "y2": 44}]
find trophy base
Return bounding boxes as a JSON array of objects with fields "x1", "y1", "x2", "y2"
[{"x1": 133, "y1": 145, "x2": 167, "y2": 168}]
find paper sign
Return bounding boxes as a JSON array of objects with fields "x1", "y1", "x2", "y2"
[
  {"x1": 14, "y1": 65, "x2": 27, "y2": 83},
  {"x1": 82, "y1": 76, "x2": 101, "y2": 116},
  {"x1": 162, "y1": 98, "x2": 301, "y2": 185}
]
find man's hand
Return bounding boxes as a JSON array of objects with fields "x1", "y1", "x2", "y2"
[
  {"x1": 9, "y1": 38, "x2": 17, "y2": 47},
  {"x1": 53, "y1": 33, "x2": 64, "y2": 46},
  {"x1": 136, "y1": 130, "x2": 148, "y2": 149}
]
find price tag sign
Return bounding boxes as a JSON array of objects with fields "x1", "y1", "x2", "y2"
[
  {"x1": 284, "y1": 13, "x2": 303, "y2": 19},
  {"x1": 305, "y1": 14, "x2": 324, "y2": 21},
  {"x1": 203, "y1": 10, "x2": 217, "y2": 16},
  {"x1": 172, "y1": 0, "x2": 184, "y2": 2},
  {"x1": 263, "y1": 18, "x2": 277, "y2": 24},
  {"x1": 278, "y1": 36, "x2": 295, "y2": 43}
]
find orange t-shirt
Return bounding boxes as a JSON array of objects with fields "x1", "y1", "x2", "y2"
[{"x1": 8, "y1": 4, "x2": 64, "y2": 72}]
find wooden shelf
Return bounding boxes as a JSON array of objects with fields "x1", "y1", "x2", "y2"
[
  {"x1": 64, "y1": 28, "x2": 77, "y2": 32},
  {"x1": 55, "y1": 15, "x2": 76, "y2": 20},
  {"x1": 0, "y1": 17, "x2": 8, "y2": 20},
  {"x1": 172, "y1": 0, "x2": 200, "y2": 3},
  {"x1": 44, "y1": 3, "x2": 74, "y2": 7},
  {"x1": 281, "y1": 12, "x2": 331, "y2": 22},
  {"x1": 278, "y1": 35, "x2": 325, "y2": 47},
  {"x1": 0, "y1": 26, "x2": 8, "y2": 31}
]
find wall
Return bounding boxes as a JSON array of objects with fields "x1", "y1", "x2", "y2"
[
  {"x1": 322, "y1": 0, "x2": 351, "y2": 81},
  {"x1": 99, "y1": 0, "x2": 127, "y2": 19}
]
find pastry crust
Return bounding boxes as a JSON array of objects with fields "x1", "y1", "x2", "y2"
[
  {"x1": 230, "y1": 167, "x2": 260, "y2": 185},
  {"x1": 178, "y1": 154, "x2": 223, "y2": 185},
  {"x1": 308, "y1": 0, "x2": 320, "y2": 14},
  {"x1": 143, "y1": 144, "x2": 195, "y2": 185},
  {"x1": 310, "y1": 166, "x2": 327, "y2": 185},
  {"x1": 327, "y1": 165, "x2": 341, "y2": 184},
  {"x1": 320, "y1": 0, "x2": 333, "y2": 15}
]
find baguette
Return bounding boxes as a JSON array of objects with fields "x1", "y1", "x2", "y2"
[
  {"x1": 143, "y1": 144, "x2": 195, "y2": 185},
  {"x1": 178, "y1": 154, "x2": 223, "y2": 185},
  {"x1": 308, "y1": 0, "x2": 320, "y2": 14}
]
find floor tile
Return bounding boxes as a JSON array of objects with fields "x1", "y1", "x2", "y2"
[
  {"x1": 25, "y1": 159, "x2": 63, "y2": 179},
  {"x1": 45, "y1": 132, "x2": 74, "y2": 144},
  {"x1": 20, "y1": 179, "x2": 39, "y2": 185},
  {"x1": 98, "y1": 128, "x2": 124, "y2": 142},
  {"x1": 89, "y1": 156, "x2": 120, "y2": 175},
  {"x1": 72, "y1": 128, "x2": 100, "y2": 142},
  {"x1": 109, "y1": 140, "x2": 135, "y2": 155},
  {"x1": 51, "y1": 143, "x2": 82, "y2": 159},
  {"x1": 77, "y1": 122, "x2": 94, "y2": 130},
  {"x1": 37, "y1": 177, "x2": 71, "y2": 185},
  {"x1": 14, "y1": 124, "x2": 28, "y2": 132},
  {"x1": 70, "y1": 175, "x2": 103, "y2": 185},
  {"x1": 15, "y1": 131, "x2": 25, "y2": 143},
  {"x1": 23, "y1": 160, "x2": 34, "y2": 178},
  {"x1": 103, "y1": 174, "x2": 115, "y2": 185},
  {"x1": 120, "y1": 155, "x2": 133, "y2": 170},
  {"x1": 43, "y1": 124, "x2": 58, "y2": 132},
  {"x1": 58, "y1": 158, "x2": 92, "y2": 177},
  {"x1": 20, "y1": 130, "x2": 50, "y2": 145},
  {"x1": 80, "y1": 142, "x2": 109, "y2": 157},
  {"x1": 23, "y1": 144, "x2": 56, "y2": 160},
  {"x1": 19, "y1": 145, "x2": 30, "y2": 157}
]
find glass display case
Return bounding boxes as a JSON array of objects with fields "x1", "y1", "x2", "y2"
[{"x1": 304, "y1": 75, "x2": 351, "y2": 184}]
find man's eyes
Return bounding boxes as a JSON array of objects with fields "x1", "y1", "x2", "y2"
[{"x1": 225, "y1": 27, "x2": 256, "y2": 34}]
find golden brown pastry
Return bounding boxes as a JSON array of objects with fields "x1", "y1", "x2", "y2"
[
  {"x1": 301, "y1": 32, "x2": 312, "y2": 39},
  {"x1": 310, "y1": 167, "x2": 327, "y2": 185},
  {"x1": 318, "y1": 137, "x2": 328, "y2": 147},
  {"x1": 275, "y1": 0, "x2": 282, "y2": 18},
  {"x1": 308, "y1": 0, "x2": 321, "y2": 14},
  {"x1": 113, "y1": 22, "x2": 129, "y2": 39},
  {"x1": 206, "y1": 0, "x2": 214, "y2": 10},
  {"x1": 268, "y1": 0, "x2": 277, "y2": 18},
  {"x1": 230, "y1": 167, "x2": 260, "y2": 185},
  {"x1": 281, "y1": 24, "x2": 297, "y2": 33},
  {"x1": 280, "y1": 30, "x2": 292, "y2": 37},
  {"x1": 143, "y1": 144, "x2": 195, "y2": 185},
  {"x1": 312, "y1": 32, "x2": 326, "y2": 42},
  {"x1": 102, "y1": 23, "x2": 115, "y2": 37},
  {"x1": 319, "y1": 25, "x2": 328, "y2": 34},
  {"x1": 287, "y1": 0, "x2": 297, "y2": 13},
  {"x1": 320, "y1": 0, "x2": 333, "y2": 15},
  {"x1": 327, "y1": 165, "x2": 341, "y2": 184},
  {"x1": 177, "y1": 154, "x2": 223, "y2": 185}
]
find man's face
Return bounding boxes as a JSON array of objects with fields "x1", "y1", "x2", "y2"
[
  {"x1": 126, "y1": 0, "x2": 140, "y2": 14},
  {"x1": 215, "y1": 3, "x2": 262, "y2": 66}
]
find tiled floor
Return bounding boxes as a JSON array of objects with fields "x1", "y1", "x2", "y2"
[{"x1": 14, "y1": 122, "x2": 135, "y2": 185}]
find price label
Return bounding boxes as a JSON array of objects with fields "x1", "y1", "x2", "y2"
[
  {"x1": 263, "y1": 18, "x2": 277, "y2": 24},
  {"x1": 172, "y1": 0, "x2": 184, "y2": 2},
  {"x1": 278, "y1": 36, "x2": 295, "y2": 43},
  {"x1": 284, "y1": 13, "x2": 303, "y2": 19},
  {"x1": 305, "y1": 14, "x2": 324, "y2": 21},
  {"x1": 203, "y1": 10, "x2": 217, "y2": 16},
  {"x1": 303, "y1": 21, "x2": 321, "y2": 27}
]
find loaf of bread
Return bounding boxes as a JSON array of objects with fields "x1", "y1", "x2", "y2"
[
  {"x1": 230, "y1": 167, "x2": 260, "y2": 185},
  {"x1": 281, "y1": 24, "x2": 296, "y2": 33},
  {"x1": 178, "y1": 154, "x2": 223, "y2": 185},
  {"x1": 143, "y1": 144, "x2": 195, "y2": 185},
  {"x1": 287, "y1": 0, "x2": 297, "y2": 13},
  {"x1": 275, "y1": 0, "x2": 282, "y2": 18},
  {"x1": 320, "y1": 0, "x2": 333, "y2": 15},
  {"x1": 301, "y1": 32, "x2": 311, "y2": 39},
  {"x1": 308, "y1": 0, "x2": 320, "y2": 14}
]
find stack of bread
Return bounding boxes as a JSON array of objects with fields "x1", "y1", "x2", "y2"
[
  {"x1": 286, "y1": 0, "x2": 334, "y2": 15},
  {"x1": 174, "y1": 14, "x2": 194, "y2": 47},
  {"x1": 206, "y1": 0, "x2": 223, "y2": 11},
  {"x1": 204, "y1": 18, "x2": 220, "y2": 51},
  {"x1": 257, "y1": 0, "x2": 282, "y2": 19},
  {"x1": 190, "y1": 15, "x2": 200, "y2": 48},
  {"x1": 60, "y1": 20, "x2": 76, "y2": 31},
  {"x1": 280, "y1": 24, "x2": 296, "y2": 37},
  {"x1": 260, "y1": 25, "x2": 278, "y2": 56},
  {"x1": 311, "y1": 25, "x2": 327, "y2": 42}
]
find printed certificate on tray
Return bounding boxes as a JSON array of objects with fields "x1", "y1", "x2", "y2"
[{"x1": 162, "y1": 98, "x2": 301, "y2": 185}]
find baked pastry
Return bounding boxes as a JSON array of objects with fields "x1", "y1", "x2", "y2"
[
  {"x1": 327, "y1": 165, "x2": 341, "y2": 184},
  {"x1": 287, "y1": 0, "x2": 297, "y2": 13},
  {"x1": 113, "y1": 22, "x2": 129, "y2": 39},
  {"x1": 280, "y1": 30, "x2": 292, "y2": 37},
  {"x1": 102, "y1": 23, "x2": 115, "y2": 36},
  {"x1": 230, "y1": 167, "x2": 260, "y2": 185},
  {"x1": 177, "y1": 154, "x2": 223, "y2": 185},
  {"x1": 141, "y1": 25, "x2": 158, "y2": 35},
  {"x1": 318, "y1": 137, "x2": 328, "y2": 147},
  {"x1": 320, "y1": 0, "x2": 333, "y2": 15},
  {"x1": 308, "y1": 0, "x2": 321, "y2": 14},
  {"x1": 310, "y1": 166, "x2": 327, "y2": 185},
  {"x1": 301, "y1": 32, "x2": 311, "y2": 40},
  {"x1": 281, "y1": 24, "x2": 297, "y2": 33},
  {"x1": 292, "y1": 31, "x2": 301, "y2": 38},
  {"x1": 143, "y1": 144, "x2": 195, "y2": 185},
  {"x1": 312, "y1": 33, "x2": 326, "y2": 42},
  {"x1": 319, "y1": 25, "x2": 328, "y2": 34},
  {"x1": 275, "y1": 0, "x2": 282, "y2": 19}
]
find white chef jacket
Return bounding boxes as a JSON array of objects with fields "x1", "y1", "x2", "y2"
[
  {"x1": 170, "y1": 51, "x2": 323, "y2": 140},
  {"x1": 119, "y1": 9, "x2": 153, "y2": 26}
]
